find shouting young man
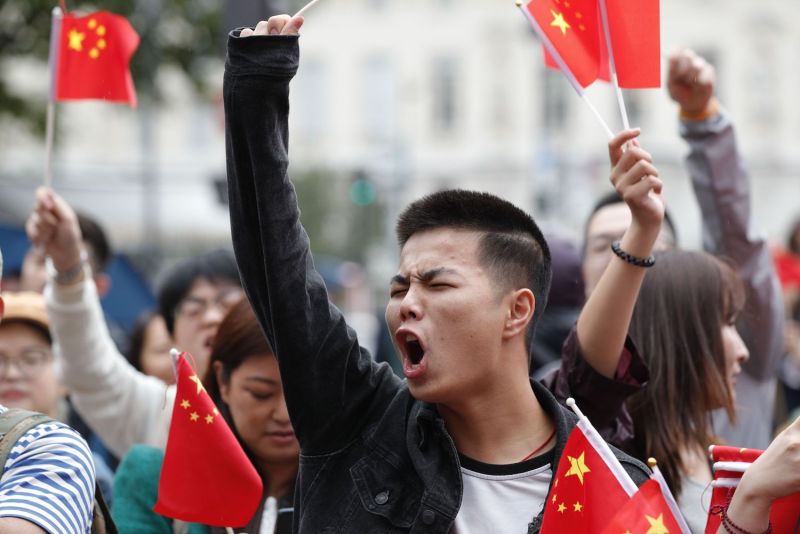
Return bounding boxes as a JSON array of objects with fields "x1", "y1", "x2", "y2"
[{"x1": 225, "y1": 15, "x2": 650, "y2": 532}]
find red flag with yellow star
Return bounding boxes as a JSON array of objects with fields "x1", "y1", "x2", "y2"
[
  {"x1": 540, "y1": 418, "x2": 639, "y2": 533},
  {"x1": 522, "y1": 0, "x2": 603, "y2": 89},
  {"x1": 154, "y1": 353, "x2": 263, "y2": 527},
  {"x1": 705, "y1": 445, "x2": 800, "y2": 534},
  {"x1": 55, "y1": 11, "x2": 139, "y2": 106},
  {"x1": 600, "y1": 480, "x2": 684, "y2": 534},
  {"x1": 601, "y1": 0, "x2": 661, "y2": 88}
]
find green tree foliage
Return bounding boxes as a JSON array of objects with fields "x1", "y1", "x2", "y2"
[{"x1": 0, "y1": 0, "x2": 222, "y2": 133}]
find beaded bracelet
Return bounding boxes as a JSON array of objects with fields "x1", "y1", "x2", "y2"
[
  {"x1": 610, "y1": 241, "x2": 656, "y2": 268},
  {"x1": 710, "y1": 502, "x2": 772, "y2": 534}
]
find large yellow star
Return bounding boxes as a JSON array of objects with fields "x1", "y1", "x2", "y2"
[
  {"x1": 550, "y1": 10, "x2": 571, "y2": 35},
  {"x1": 67, "y1": 29, "x2": 85, "y2": 51},
  {"x1": 645, "y1": 513, "x2": 669, "y2": 534},
  {"x1": 557, "y1": 503, "x2": 566, "y2": 513},
  {"x1": 189, "y1": 374, "x2": 206, "y2": 395},
  {"x1": 573, "y1": 501, "x2": 583, "y2": 512},
  {"x1": 565, "y1": 451, "x2": 591, "y2": 485}
]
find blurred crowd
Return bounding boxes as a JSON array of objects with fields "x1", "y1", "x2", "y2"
[{"x1": 1, "y1": 35, "x2": 800, "y2": 534}]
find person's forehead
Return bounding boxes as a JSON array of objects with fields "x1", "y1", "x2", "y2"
[
  {"x1": 586, "y1": 203, "x2": 631, "y2": 240},
  {"x1": 0, "y1": 321, "x2": 51, "y2": 347},
  {"x1": 186, "y1": 277, "x2": 241, "y2": 298},
  {"x1": 398, "y1": 228, "x2": 482, "y2": 269}
]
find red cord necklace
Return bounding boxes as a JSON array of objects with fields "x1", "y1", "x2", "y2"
[{"x1": 520, "y1": 428, "x2": 556, "y2": 462}]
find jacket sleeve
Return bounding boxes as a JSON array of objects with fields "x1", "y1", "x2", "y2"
[
  {"x1": 45, "y1": 276, "x2": 173, "y2": 458},
  {"x1": 223, "y1": 32, "x2": 402, "y2": 455},
  {"x1": 681, "y1": 112, "x2": 784, "y2": 381},
  {"x1": 542, "y1": 327, "x2": 647, "y2": 452}
]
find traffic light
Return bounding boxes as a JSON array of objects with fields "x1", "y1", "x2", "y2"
[{"x1": 349, "y1": 170, "x2": 377, "y2": 206}]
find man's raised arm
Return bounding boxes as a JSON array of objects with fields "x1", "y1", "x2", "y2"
[{"x1": 224, "y1": 15, "x2": 402, "y2": 455}]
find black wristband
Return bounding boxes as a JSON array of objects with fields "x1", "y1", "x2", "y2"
[{"x1": 610, "y1": 240, "x2": 655, "y2": 268}]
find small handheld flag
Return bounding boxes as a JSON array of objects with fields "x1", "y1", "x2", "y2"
[
  {"x1": 54, "y1": 10, "x2": 139, "y2": 106},
  {"x1": 154, "y1": 352, "x2": 263, "y2": 527}
]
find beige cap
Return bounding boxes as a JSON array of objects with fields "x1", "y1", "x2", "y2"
[{"x1": 0, "y1": 292, "x2": 50, "y2": 341}]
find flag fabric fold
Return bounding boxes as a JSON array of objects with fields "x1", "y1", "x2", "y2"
[
  {"x1": 540, "y1": 415, "x2": 638, "y2": 533},
  {"x1": 523, "y1": 0, "x2": 660, "y2": 90},
  {"x1": 154, "y1": 353, "x2": 263, "y2": 527},
  {"x1": 705, "y1": 445, "x2": 800, "y2": 534},
  {"x1": 55, "y1": 10, "x2": 139, "y2": 106},
  {"x1": 600, "y1": 479, "x2": 684, "y2": 534}
]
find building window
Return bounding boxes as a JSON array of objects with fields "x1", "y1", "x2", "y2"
[
  {"x1": 362, "y1": 55, "x2": 396, "y2": 141},
  {"x1": 432, "y1": 57, "x2": 458, "y2": 133},
  {"x1": 541, "y1": 70, "x2": 568, "y2": 132}
]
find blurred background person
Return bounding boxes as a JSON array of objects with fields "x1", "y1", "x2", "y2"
[
  {"x1": 113, "y1": 298, "x2": 297, "y2": 533},
  {"x1": 125, "y1": 310, "x2": 174, "y2": 385},
  {"x1": 27, "y1": 187, "x2": 242, "y2": 460},
  {"x1": 0, "y1": 289, "x2": 115, "y2": 506}
]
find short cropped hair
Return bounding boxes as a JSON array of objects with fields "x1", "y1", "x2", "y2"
[
  {"x1": 157, "y1": 249, "x2": 240, "y2": 334},
  {"x1": 77, "y1": 212, "x2": 113, "y2": 274},
  {"x1": 396, "y1": 190, "x2": 552, "y2": 345}
]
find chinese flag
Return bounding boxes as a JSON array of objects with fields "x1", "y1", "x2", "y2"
[
  {"x1": 524, "y1": 0, "x2": 603, "y2": 89},
  {"x1": 154, "y1": 353, "x2": 263, "y2": 527},
  {"x1": 538, "y1": 0, "x2": 660, "y2": 89},
  {"x1": 601, "y1": 480, "x2": 684, "y2": 534},
  {"x1": 55, "y1": 11, "x2": 139, "y2": 106},
  {"x1": 705, "y1": 445, "x2": 800, "y2": 534},
  {"x1": 540, "y1": 419, "x2": 639, "y2": 533},
  {"x1": 602, "y1": 0, "x2": 661, "y2": 88}
]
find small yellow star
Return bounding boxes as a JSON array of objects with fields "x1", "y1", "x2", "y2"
[
  {"x1": 97, "y1": 39, "x2": 106, "y2": 50},
  {"x1": 551, "y1": 494, "x2": 557, "y2": 504},
  {"x1": 97, "y1": 25, "x2": 106, "y2": 36},
  {"x1": 180, "y1": 399, "x2": 191, "y2": 409},
  {"x1": 564, "y1": 1, "x2": 571, "y2": 7},
  {"x1": 189, "y1": 374, "x2": 206, "y2": 395},
  {"x1": 645, "y1": 513, "x2": 669, "y2": 534},
  {"x1": 205, "y1": 414, "x2": 214, "y2": 424},
  {"x1": 576, "y1": 11, "x2": 583, "y2": 19},
  {"x1": 624, "y1": 531, "x2": 633, "y2": 534},
  {"x1": 67, "y1": 29, "x2": 85, "y2": 51},
  {"x1": 565, "y1": 451, "x2": 591, "y2": 485},
  {"x1": 190, "y1": 411, "x2": 199, "y2": 422},
  {"x1": 557, "y1": 503, "x2": 566, "y2": 513},
  {"x1": 88, "y1": 19, "x2": 97, "y2": 29},
  {"x1": 573, "y1": 501, "x2": 583, "y2": 512},
  {"x1": 550, "y1": 10, "x2": 571, "y2": 36},
  {"x1": 89, "y1": 48, "x2": 99, "y2": 59}
]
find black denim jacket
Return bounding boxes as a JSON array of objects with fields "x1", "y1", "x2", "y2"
[{"x1": 224, "y1": 32, "x2": 650, "y2": 533}]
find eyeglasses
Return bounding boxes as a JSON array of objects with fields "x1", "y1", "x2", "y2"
[
  {"x1": 175, "y1": 289, "x2": 244, "y2": 321},
  {"x1": 0, "y1": 349, "x2": 53, "y2": 379}
]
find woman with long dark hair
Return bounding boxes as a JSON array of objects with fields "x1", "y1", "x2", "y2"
[
  {"x1": 113, "y1": 298, "x2": 298, "y2": 533},
  {"x1": 626, "y1": 249, "x2": 748, "y2": 529}
]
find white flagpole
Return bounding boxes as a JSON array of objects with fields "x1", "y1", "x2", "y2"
[
  {"x1": 45, "y1": 7, "x2": 64, "y2": 189},
  {"x1": 294, "y1": 0, "x2": 322, "y2": 18},
  {"x1": 515, "y1": 0, "x2": 614, "y2": 139},
  {"x1": 647, "y1": 458, "x2": 692, "y2": 534},
  {"x1": 565, "y1": 398, "x2": 638, "y2": 496},
  {"x1": 598, "y1": 0, "x2": 630, "y2": 130}
]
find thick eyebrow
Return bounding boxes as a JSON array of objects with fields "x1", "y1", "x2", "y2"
[{"x1": 389, "y1": 267, "x2": 459, "y2": 286}]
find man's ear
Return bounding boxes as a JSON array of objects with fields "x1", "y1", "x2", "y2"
[
  {"x1": 503, "y1": 288, "x2": 535, "y2": 340},
  {"x1": 94, "y1": 273, "x2": 111, "y2": 298}
]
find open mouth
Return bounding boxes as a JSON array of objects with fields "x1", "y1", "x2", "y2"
[
  {"x1": 406, "y1": 335, "x2": 424, "y2": 365},
  {"x1": 398, "y1": 332, "x2": 428, "y2": 379}
]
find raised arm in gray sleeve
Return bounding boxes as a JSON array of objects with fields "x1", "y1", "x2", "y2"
[{"x1": 681, "y1": 112, "x2": 784, "y2": 382}]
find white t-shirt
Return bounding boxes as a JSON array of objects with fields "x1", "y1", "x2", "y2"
[{"x1": 451, "y1": 452, "x2": 553, "y2": 534}]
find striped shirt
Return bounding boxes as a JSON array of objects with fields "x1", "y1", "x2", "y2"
[{"x1": 0, "y1": 406, "x2": 95, "y2": 533}]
